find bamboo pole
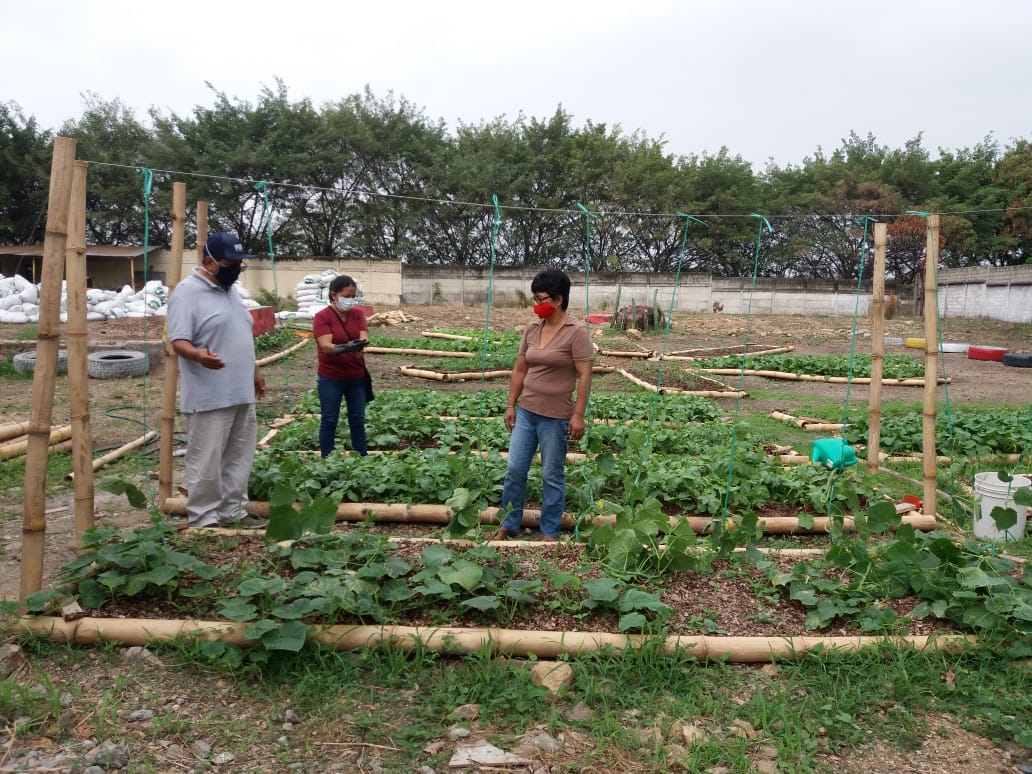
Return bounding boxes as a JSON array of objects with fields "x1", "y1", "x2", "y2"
[
  {"x1": 255, "y1": 337, "x2": 309, "y2": 367},
  {"x1": 21, "y1": 135, "x2": 76, "y2": 603},
  {"x1": 64, "y1": 161, "x2": 94, "y2": 542},
  {"x1": 159, "y1": 183, "x2": 187, "y2": 507},
  {"x1": 0, "y1": 422, "x2": 30, "y2": 443},
  {"x1": 67, "y1": 431, "x2": 158, "y2": 480},
  {"x1": 15, "y1": 616, "x2": 976, "y2": 663},
  {"x1": 195, "y1": 201, "x2": 207, "y2": 265},
  {"x1": 0, "y1": 426, "x2": 73, "y2": 460},
  {"x1": 923, "y1": 215, "x2": 940, "y2": 517},
  {"x1": 868, "y1": 223, "x2": 887, "y2": 472}
]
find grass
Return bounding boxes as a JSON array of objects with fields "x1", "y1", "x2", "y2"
[{"x1": 10, "y1": 635, "x2": 1031, "y2": 773}]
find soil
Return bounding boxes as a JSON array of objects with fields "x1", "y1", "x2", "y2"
[{"x1": 1, "y1": 307, "x2": 1030, "y2": 773}]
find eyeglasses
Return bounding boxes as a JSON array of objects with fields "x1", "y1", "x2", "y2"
[{"x1": 532, "y1": 294, "x2": 553, "y2": 304}]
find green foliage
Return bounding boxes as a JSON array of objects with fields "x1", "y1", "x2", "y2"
[
  {"x1": 845, "y1": 409, "x2": 1032, "y2": 456},
  {"x1": 253, "y1": 327, "x2": 300, "y2": 356}
]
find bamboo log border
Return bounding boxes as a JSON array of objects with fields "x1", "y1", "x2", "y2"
[
  {"x1": 0, "y1": 422, "x2": 31, "y2": 443},
  {"x1": 770, "y1": 411, "x2": 845, "y2": 432},
  {"x1": 618, "y1": 368, "x2": 746, "y2": 398},
  {"x1": 400, "y1": 365, "x2": 616, "y2": 382},
  {"x1": 662, "y1": 345, "x2": 795, "y2": 361},
  {"x1": 160, "y1": 497, "x2": 939, "y2": 534},
  {"x1": 255, "y1": 337, "x2": 310, "y2": 367},
  {"x1": 367, "y1": 346, "x2": 475, "y2": 358},
  {"x1": 13, "y1": 616, "x2": 976, "y2": 663},
  {"x1": 0, "y1": 425, "x2": 73, "y2": 460},
  {"x1": 419, "y1": 331, "x2": 473, "y2": 341},
  {"x1": 697, "y1": 368, "x2": 946, "y2": 386},
  {"x1": 67, "y1": 431, "x2": 158, "y2": 480}
]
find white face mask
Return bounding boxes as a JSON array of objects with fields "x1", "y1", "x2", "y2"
[{"x1": 336, "y1": 297, "x2": 358, "y2": 311}]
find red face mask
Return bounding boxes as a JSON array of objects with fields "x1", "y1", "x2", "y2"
[{"x1": 533, "y1": 301, "x2": 557, "y2": 319}]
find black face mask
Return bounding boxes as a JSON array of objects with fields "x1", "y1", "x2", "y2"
[{"x1": 210, "y1": 263, "x2": 242, "y2": 287}]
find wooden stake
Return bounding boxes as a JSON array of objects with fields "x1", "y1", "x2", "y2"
[
  {"x1": 923, "y1": 215, "x2": 940, "y2": 516},
  {"x1": 159, "y1": 182, "x2": 187, "y2": 506},
  {"x1": 64, "y1": 161, "x2": 94, "y2": 542},
  {"x1": 868, "y1": 223, "x2": 887, "y2": 472},
  {"x1": 21, "y1": 135, "x2": 76, "y2": 603},
  {"x1": 196, "y1": 201, "x2": 208, "y2": 265}
]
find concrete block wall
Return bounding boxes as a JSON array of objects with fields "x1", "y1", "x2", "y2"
[{"x1": 937, "y1": 265, "x2": 1032, "y2": 324}]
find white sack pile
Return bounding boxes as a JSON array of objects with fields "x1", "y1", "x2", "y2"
[
  {"x1": 0, "y1": 273, "x2": 259, "y2": 324},
  {"x1": 276, "y1": 269, "x2": 362, "y2": 322}
]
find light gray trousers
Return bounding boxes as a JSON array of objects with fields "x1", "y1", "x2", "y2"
[{"x1": 184, "y1": 404, "x2": 257, "y2": 527}]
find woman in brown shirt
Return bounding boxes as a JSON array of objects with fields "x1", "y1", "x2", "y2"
[{"x1": 492, "y1": 269, "x2": 593, "y2": 540}]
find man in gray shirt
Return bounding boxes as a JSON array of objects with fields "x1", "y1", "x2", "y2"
[{"x1": 167, "y1": 231, "x2": 266, "y2": 528}]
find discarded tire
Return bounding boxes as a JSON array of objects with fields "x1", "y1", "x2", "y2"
[
  {"x1": 87, "y1": 350, "x2": 149, "y2": 379},
  {"x1": 940, "y1": 342, "x2": 970, "y2": 354},
  {"x1": 968, "y1": 345, "x2": 1009, "y2": 362},
  {"x1": 904, "y1": 337, "x2": 925, "y2": 349},
  {"x1": 1002, "y1": 353, "x2": 1032, "y2": 368},
  {"x1": 12, "y1": 349, "x2": 68, "y2": 375},
  {"x1": 883, "y1": 336, "x2": 905, "y2": 347}
]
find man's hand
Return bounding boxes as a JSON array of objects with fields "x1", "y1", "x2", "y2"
[
  {"x1": 197, "y1": 348, "x2": 225, "y2": 369},
  {"x1": 254, "y1": 368, "x2": 266, "y2": 399}
]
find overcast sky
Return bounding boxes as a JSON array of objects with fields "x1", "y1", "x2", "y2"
[{"x1": 4, "y1": 0, "x2": 1030, "y2": 169}]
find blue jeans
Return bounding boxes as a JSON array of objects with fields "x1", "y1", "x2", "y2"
[
  {"x1": 499, "y1": 407, "x2": 569, "y2": 537},
  {"x1": 317, "y1": 374, "x2": 367, "y2": 456}
]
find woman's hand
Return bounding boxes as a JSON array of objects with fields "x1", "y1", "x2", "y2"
[
  {"x1": 503, "y1": 406, "x2": 516, "y2": 432},
  {"x1": 569, "y1": 414, "x2": 586, "y2": 440}
]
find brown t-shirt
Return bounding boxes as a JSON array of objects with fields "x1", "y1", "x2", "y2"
[{"x1": 516, "y1": 316, "x2": 593, "y2": 419}]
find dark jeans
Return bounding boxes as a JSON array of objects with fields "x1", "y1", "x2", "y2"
[{"x1": 317, "y1": 374, "x2": 367, "y2": 456}]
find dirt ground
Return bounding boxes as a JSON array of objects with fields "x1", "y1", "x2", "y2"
[{"x1": 1, "y1": 307, "x2": 1030, "y2": 773}]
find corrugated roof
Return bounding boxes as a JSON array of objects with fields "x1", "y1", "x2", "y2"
[{"x1": 0, "y1": 246, "x2": 160, "y2": 258}]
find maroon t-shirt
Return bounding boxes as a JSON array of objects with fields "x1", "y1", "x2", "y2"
[{"x1": 313, "y1": 305, "x2": 367, "y2": 380}]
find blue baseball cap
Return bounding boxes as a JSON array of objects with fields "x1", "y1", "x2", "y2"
[{"x1": 203, "y1": 231, "x2": 255, "y2": 261}]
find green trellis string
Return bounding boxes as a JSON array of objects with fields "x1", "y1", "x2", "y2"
[
  {"x1": 840, "y1": 216, "x2": 876, "y2": 429},
  {"x1": 472, "y1": 195, "x2": 502, "y2": 525},
  {"x1": 138, "y1": 168, "x2": 156, "y2": 504},
  {"x1": 630, "y1": 213, "x2": 709, "y2": 493},
  {"x1": 721, "y1": 213, "x2": 772, "y2": 527},
  {"x1": 254, "y1": 181, "x2": 288, "y2": 393}
]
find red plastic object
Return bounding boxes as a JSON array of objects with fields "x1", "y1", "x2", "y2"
[
  {"x1": 902, "y1": 494, "x2": 922, "y2": 509},
  {"x1": 586, "y1": 314, "x2": 613, "y2": 324},
  {"x1": 250, "y1": 306, "x2": 276, "y2": 337},
  {"x1": 967, "y1": 345, "x2": 1008, "y2": 362}
]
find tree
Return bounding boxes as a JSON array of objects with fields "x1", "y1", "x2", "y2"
[
  {"x1": 0, "y1": 102, "x2": 51, "y2": 245},
  {"x1": 61, "y1": 95, "x2": 165, "y2": 247}
]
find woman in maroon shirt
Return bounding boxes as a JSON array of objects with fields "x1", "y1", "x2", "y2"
[{"x1": 312, "y1": 275, "x2": 370, "y2": 456}]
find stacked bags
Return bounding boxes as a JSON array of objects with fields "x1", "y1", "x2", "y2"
[{"x1": 0, "y1": 273, "x2": 258, "y2": 324}]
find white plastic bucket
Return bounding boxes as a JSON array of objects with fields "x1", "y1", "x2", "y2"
[{"x1": 972, "y1": 472, "x2": 1031, "y2": 541}]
